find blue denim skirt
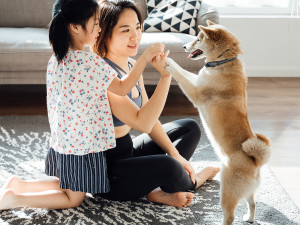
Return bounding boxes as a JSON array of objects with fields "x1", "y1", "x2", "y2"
[{"x1": 45, "y1": 148, "x2": 110, "y2": 193}]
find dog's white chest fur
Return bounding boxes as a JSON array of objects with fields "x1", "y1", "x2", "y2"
[{"x1": 197, "y1": 104, "x2": 229, "y2": 165}]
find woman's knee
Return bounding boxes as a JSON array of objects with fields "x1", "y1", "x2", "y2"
[
  {"x1": 182, "y1": 119, "x2": 201, "y2": 140},
  {"x1": 159, "y1": 156, "x2": 186, "y2": 179}
]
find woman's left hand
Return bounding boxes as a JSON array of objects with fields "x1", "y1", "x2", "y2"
[{"x1": 172, "y1": 154, "x2": 196, "y2": 184}]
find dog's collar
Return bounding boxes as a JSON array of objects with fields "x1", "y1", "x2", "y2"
[{"x1": 205, "y1": 57, "x2": 237, "y2": 68}]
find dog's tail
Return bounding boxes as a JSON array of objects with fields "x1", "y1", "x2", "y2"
[{"x1": 242, "y1": 134, "x2": 271, "y2": 166}]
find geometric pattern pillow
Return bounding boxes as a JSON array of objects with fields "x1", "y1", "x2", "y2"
[{"x1": 143, "y1": 0, "x2": 201, "y2": 36}]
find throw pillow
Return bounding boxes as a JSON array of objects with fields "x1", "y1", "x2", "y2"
[{"x1": 143, "y1": 0, "x2": 201, "y2": 36}]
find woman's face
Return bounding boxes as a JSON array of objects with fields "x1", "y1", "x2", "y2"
[{"x1": 107, "y1": 8, "x2": 142, "y2": 58}]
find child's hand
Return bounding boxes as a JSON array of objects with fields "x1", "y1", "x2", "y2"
[
  {"x1": 142, "y1": 43, "x2": 165, "y2": 62},
  {"x1": 151, "y1": 50, "x2": 171, "y2": 78}
]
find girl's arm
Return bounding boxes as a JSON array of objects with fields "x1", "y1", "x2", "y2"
[{"x1": 107, "y1": 43, "x2": 164, "y2": 96}]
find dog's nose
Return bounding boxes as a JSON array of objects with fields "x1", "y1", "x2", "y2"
[{"x1": 183, "y1": 45, "x2": 186, "y2": 49}]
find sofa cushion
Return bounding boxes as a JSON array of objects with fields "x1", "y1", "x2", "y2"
[
  {"x1": 143, "y1": 0, "x2": 201, "y2": 35},
  {"x1": 0, "y1": 0, "x2": 55, "y2": 28},
  {"x1": 0, "y1": 28, "x2": 52, "y2": 72}
]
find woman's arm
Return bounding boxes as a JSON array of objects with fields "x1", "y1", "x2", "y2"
[
  {"x1": 138, "y1": 74, "x2": 196, "y2": 183},
  {"x1": 108, "y1": 52, "x2": 171, "y2": 133},
  {"x1": 107, "y1": 74, "x2": 171, "y2": 133}
]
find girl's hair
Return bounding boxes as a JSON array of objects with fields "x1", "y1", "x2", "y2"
[
  {"x1": 92, "y1": 0, "x2": 143, "y2": 58},
  {"x1": 49, "y1": 0, "x2": 99, "y2": 62}
]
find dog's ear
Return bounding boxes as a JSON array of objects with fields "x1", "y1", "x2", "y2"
[
  {"x1": 199, "y1": 25, "x2": 215, "y2": 40},
  {"x1": 206, "y1": 20, "x2": 216, "y2": 26}
]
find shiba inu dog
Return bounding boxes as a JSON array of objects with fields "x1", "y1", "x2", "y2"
[{"x1": 166, "y1": 20, "x2": 271, "y2": 225}]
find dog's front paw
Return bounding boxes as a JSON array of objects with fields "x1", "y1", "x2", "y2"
[{"x1": 165, "y1": 58, "x2": 178, "y2": 74}]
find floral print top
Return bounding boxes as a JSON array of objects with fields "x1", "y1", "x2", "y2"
[{"x1": 46, "y1": 50, "x2": 117, "y2": 155}]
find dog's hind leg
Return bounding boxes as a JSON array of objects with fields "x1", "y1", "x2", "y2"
[
  {"x1": 243, "y1": 193, "x2": 255, "y2": 223},
  {"x1": 221, "y1": 185, "x2": 238, "y2": 225},
  {"x1": 222, "y1": 197, "x2": 238, "y2": 225}
]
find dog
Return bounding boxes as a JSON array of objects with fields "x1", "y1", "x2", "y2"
[{"x1": 165, "y1": 20, "x2": 271, "y2": 225}]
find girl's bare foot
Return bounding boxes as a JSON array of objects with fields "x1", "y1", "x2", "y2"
[
  {"x1": 195, "y1": 167, "x2": 220, "y2": 189},
  {"x1": 0, "y1": 189, "x2": 18, "y2": 211},
  {"x1": 146, "y1": 188, "x2": 194, "y2": 207},
  {"x1": 2, "y1": 176, "x2": 23, "y2": 194}
]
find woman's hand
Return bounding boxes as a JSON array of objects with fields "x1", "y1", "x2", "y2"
[
  {"x1": 142, "y1": 43, "x2": 165, "y2": 62},
  {"x1": 151, "y1": 50, "x2": 171, "y2": 78},
  {"x1": 172, "y1": 154, "x2": 196, "y2": 184}
]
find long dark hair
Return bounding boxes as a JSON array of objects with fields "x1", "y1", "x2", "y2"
[
  {"x1": 92, "y1": 0, "x2": 143, "y2": 58},
  {"x1": 49, "y1": 0, "x2": 99, "y2": 62}
]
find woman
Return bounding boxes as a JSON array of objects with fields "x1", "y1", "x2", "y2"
[{"x1": 93, "y1": 0, "x2": 220, "y2": 208}]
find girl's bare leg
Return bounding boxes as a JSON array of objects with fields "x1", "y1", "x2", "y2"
[
  {"x1": 3, "y1": 176, "x2": 62, "y2": 194},
  {"x1": 0, "y1": 188, "x2": 86, "y2": 210}
]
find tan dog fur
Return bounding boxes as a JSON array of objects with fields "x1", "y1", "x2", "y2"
[{"x1": 166, "y1": 20, "x2": 271, "y2": 225}]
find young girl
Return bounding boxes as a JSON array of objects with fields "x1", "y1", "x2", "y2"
[
  {"x1": 0, "y1": 0, "x2": 167, "y2": 210},
  {"x1": 93, "y1": 0, "x2": 220, "y2": 208}
]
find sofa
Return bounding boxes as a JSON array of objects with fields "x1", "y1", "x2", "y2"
[{"x1": 0, "y1": 0, "x2": 219, "y2": 85}]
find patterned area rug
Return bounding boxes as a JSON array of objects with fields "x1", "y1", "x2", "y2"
[{"x1": 0, "y1": 116, "x2": 300, "y2": 225}]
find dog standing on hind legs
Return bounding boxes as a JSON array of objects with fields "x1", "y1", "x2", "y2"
[{"x1": 165, "y1": 20, "x2": 271, "y2": 225}]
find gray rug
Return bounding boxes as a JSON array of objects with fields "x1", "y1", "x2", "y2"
[{"x1": 0, "y1": 116, "x2": 300, "y2": 225}]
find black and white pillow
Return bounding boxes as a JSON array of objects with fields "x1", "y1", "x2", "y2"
[{"x1": 143, "y1": 0, "x2": 201, "y2": 35}]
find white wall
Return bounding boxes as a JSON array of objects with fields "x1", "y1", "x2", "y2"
[{"x1": 219, "y1": 16, "x2": 300, "y2": 77}]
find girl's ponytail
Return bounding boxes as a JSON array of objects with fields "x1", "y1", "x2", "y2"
[
  {"x1": 48, "y1": 0, "x2": 99, "y2": 63},
  {"x1": 49, "y1": 11, "x2": 70, "y2": 63}
]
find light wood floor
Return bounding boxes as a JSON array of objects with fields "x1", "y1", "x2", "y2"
[
  {"x1": 247, "y1": 78, "x2": 300, "y2": 209},
  {"x1": 0, "y1": 77, "x2": 299, "y2": 208}
]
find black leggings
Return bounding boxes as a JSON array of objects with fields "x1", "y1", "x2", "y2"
[{"x1": 100, "y1": 119, "x2": 201, "y2": 201}]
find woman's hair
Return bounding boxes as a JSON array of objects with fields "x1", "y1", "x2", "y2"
[
  {"x1": 92, "y1": 0, "x2": 143, "y2": 58},
  {"x1": 49, "y1": 0, "x2": 99, "y2": 62}
]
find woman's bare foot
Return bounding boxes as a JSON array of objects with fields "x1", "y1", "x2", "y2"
[
  {"x1": 2, "y1": 176, "x2": 23, "y2": 194},
  {"x1": 0, "y1": 189, "x2": 18, "y2": 211},
  {"x1": 146, "y1": 188, "x2": 194, "y2": 208},
  {"x1": 195, "y1": 167, "x2": 220, "y2": 189}
]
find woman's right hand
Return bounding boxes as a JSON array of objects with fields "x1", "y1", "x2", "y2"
[{"x1": 142, "y1": 43, "x2": 165, "y2": 62}]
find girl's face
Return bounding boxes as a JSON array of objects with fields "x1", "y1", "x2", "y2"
[
  {"x1": 107, "y1": 8, "x2": 142, "y2": 58},
  {"x1": 78, "y1": 13, "x2": 101, "y2": 47}
]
